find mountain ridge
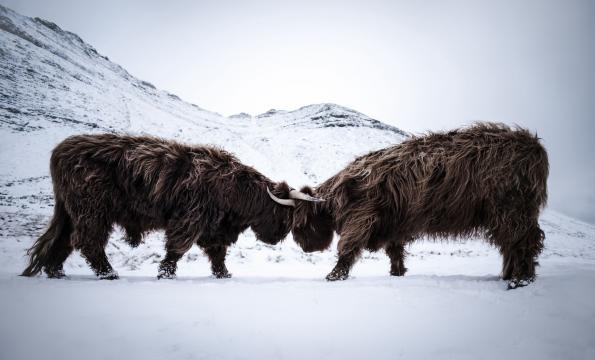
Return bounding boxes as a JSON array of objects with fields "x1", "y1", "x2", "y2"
[
  {"x1": 0, "y1": 3, "x2": 408, "y2": 191},
  {"x1": 0, "y1": 4, "x2": 404, "y2": 137}
]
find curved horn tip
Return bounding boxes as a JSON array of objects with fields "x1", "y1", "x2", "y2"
[
  {"x1": 267, "y1": 187, "x2": 296, "y2": 207},
  {"x1": 288, "y1": 189, "x2": 326, "y2": 202}
]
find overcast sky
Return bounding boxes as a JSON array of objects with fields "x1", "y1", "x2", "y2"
[{"x1": 3, "y1": 0, "x2": 594, "y2": 224}]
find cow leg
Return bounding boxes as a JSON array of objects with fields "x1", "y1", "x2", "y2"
[
  {"x1": 81, "y1": 246, "x2": 118, "y2": 280},
  {"x1": 197, "y1": 228, "x2": 238, "y2": 279},
  {"x1": 326, "y1": 232, "x2": 369, "y2": 281},
  {"x1": 326, "y1": 215, "x2": 376, "y2": 281},
  {"x1": 43, "y1": 240, "x2": 74, "y2": 279},
  {"x1": 326, "y1": 248, "x2": 361, "y2": 281},
  {"x1": 492, "y1": 216, "x2": 544, "y2": 289},
  {"x1": 158, "y1": 225, "x2": 195, "y2": 279},
  {"x1": 42, "y1": 220, "x2": 74, "y2": 279},
  {"x1": 204, "y1": 245, "x2": 231, "y2": 278},
  {"x1": 502, "y1": 221, "x2": 544, "y2": 289},
  {"x1": 385, "y1": 241, "x2": 408, "y2": 276},
  {"x1": 74, "y1": 224, "x2": 118, "y2": 280},
  {"x1": 157, "y1": 251, "x2": 184, "y2": 280}
]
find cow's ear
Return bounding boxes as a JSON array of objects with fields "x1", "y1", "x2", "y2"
[
  {"x1": 274, "y1": 181, "x2": 292, "y2": 199},
  {"x1": 299, "y1": 186, "x2": 315, "y2": 196}
]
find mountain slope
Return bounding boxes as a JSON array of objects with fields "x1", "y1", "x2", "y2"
[{"x1": 0, "y1": 4, "x2": 406, "y2": 185}]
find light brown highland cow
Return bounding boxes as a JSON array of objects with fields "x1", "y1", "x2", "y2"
[{"x1": 280, "y1": 123, "x2": 549, "y2": 288}]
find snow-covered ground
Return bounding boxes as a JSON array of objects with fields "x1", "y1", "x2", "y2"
[
  {"x1": 1, "y1": 4, "x2": 595, "y2": 360},
  {"x1": 1, "y1": 213, "x2": 595, "y2": 360}
]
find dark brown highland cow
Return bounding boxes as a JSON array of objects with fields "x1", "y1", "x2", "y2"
[
  {"x1": 284, "y1": 123, "x2": 548, "y2": 288},
  {"x1": 22, "y1": 134, "x2": 320, "y2": 280}
]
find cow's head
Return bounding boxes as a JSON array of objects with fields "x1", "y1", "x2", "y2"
[
  {"x1": 290, "y1": 186, "x2": 334, "y2": 252},
  {"x1": 252, "y1": 182, "x2": 322, "y2": 245}
]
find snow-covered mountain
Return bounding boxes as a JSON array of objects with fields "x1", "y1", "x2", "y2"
[
  {"x1": 0, "y1": 4, "x2": 405, "y2": 183},
  {"x1": 1, "y1": 6, "x2": 595, "y2": 360}
]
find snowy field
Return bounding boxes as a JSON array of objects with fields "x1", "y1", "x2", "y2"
[{"x1": 1, "y1": 5, "x2": 595, "y2": 359}]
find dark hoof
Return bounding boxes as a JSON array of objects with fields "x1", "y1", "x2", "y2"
[
  {"x1": 98, "y1": 271, "x2": 119, "y2": 280},
  {"x1": 507, "y1": 278, "x2": 533, "y2": 290},
  {"x1": 157, "y1": 270, "x2": 176, "y2": 280},
  {"x1": 213, "y1": 271, "x2": 232, "y2": 279},
  {"x1": 326, "y1": 270, "x2": 349, "y2": 281},
  {"x1": 157, "y1": 263, "x2": 177, "y2": 280},
  {"x1": 157, "y1": 273, "x2": 176, "y2": 280},
  {"x1": 390, "y1": 267, "x2": 407, "y2": 277},
  {"x1": 45, "y1": 268, "x2": 67, "y2": 279}
]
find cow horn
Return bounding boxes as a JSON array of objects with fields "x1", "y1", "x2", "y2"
[
  {"x1": 289, "y1": 189, "x2": 325, "y2": 202},
  {"x1": 267, "y1": 187, "x2": 296, "y2": 207}
]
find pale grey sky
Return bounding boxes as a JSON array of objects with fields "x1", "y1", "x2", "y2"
[{"x1": 3, "y1": 0, "x2": 594, "y2": 223}]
